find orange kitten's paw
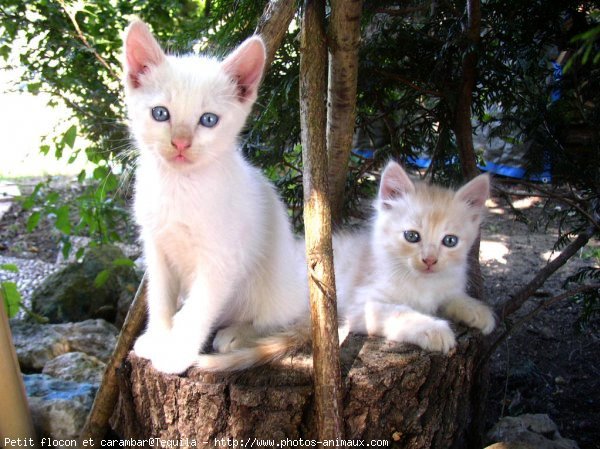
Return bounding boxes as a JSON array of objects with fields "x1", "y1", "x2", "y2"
[
  {"x1": 386, "y1": 315, "x2": 456, "y2": 354},
  {"x1": 413, "y1": 320, "x2": 457, "y2": 354},
  {"x1": 460, "y1": 302, "x2": 496, "y2": 335},
  {"x1": 444, "y1": 297, "x2": 496, "y2": 335}
]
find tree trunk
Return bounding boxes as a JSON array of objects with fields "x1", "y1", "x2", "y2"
[
  {"x1": 453, "y1": 0, "x2": 481, "y2": 183},
  {"x1": 449, "y1": 5, "x2": 487, "y2": 446},
  {"x1": 327, "y1": 0, "x2": 363, "y2": 226},
  {"x1": 111, "y1": 332, "x2": 485, "y2": 448},
  {"x1": 299, "y1": 0, "x2": 345, "y2": 442},
  {"x1": 451, "y1": 0, "x2": 483, "y2": 303},
  {"x1": 255, "y1": 0, "x2": 297, "y2": 71}
]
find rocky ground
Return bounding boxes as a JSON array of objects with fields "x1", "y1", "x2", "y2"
[{"x1": 1, "y1": 177, "x2": 598, "y2": 447}]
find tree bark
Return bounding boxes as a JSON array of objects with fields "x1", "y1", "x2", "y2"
[
  {"x1": 255, "y1": 0, "x2": 297, "y2": 71},
  {"x1": 111, "y1": 332, "x2": 485, "y2": 448},
  {"x1": 449, "y1": 5, "x2": 487, "y2": 446},
  {"x1": 299, "y1": 0, "x2": 345, "y2": 443},
  {"x1": 327, "y1": 0, "x2": 363, "y2": 226},
  {"x1": 453, "y1": 0, "x2": 481, "y2": 182},
  {"x1": 451, "y1": 0, "x2": 483, "y2": 302}
]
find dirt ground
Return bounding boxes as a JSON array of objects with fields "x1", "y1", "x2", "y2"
[
  {"x1": 1, "y1": 178, "x2": 598, "y2": 448},
  {"x1": 480, "y1": 190, "x2": 600, "y2": 449}
]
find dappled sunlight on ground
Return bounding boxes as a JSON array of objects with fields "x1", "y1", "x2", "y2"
[{"x1": 480, "y1": 240, "x2": 510, "y2": 264}]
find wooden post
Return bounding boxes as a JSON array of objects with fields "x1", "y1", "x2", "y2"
[
  {"x1": 300, "y1": 0, "x2": 345, "y2": 443},
  {"x1": 327, "y1": 0, "x2": 363, "y2": 226},
  {"x1": 0, "y1": 292, "x2": 38, "y2": 448},
  {"x1": 78, "y1": 277, "x2": 147, "y2": 444}
]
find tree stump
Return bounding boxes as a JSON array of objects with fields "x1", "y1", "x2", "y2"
[{"x1": 111, "y1": 331, "x2": 486, "y2": 448}]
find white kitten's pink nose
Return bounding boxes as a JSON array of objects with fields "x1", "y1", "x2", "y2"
[
  {"x1": 422, "y1": 257, "x2": 438, "y2": 269},
  {"x1": 171, "y1": 137, "x2": 192, "y2": 151}
]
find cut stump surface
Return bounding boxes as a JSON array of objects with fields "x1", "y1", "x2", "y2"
[{"x1": 111, "y1": 331, "x2": 486, "y2": 448}]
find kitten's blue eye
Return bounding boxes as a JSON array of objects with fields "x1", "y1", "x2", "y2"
[
  {"x1": 199, "y1": 112, "x2": 219, "y2": 128},
  {"x1": 442, "y1": 235, "x2": 459, "y2": 247},
  {"x1": 404, "y1": 230, "x2": 421, "y2": 243},
  {"x1": 151, "y1": 106, "x2": 170, "y2": 122}
]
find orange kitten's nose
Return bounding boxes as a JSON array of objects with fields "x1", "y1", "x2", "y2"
[
  {"x1": 171, "y1": 137, "x2": 192, "y2": 151},
  {"x1": 422, "y1": 257, "x2": 438, "y2": 268}
]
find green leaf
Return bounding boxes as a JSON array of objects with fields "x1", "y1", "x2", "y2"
[
  {"x1": 55, "y1": 205, "x2": 72, "y2": 235},
  {"x1": 2, "y1": 282, "x2": 22, "y2": 319},
  {"x1": 75, "y1": 247, "x2": 85, "y2": 260},
  {"x1": 94, "y1": 269, "x2": 111, "y2": 288},
  {"x1": 93, "y1": 166, "x2": 109, "y2": 180},
  {"x1": 0, "y1": 264, "x2": 19, "y2": 273},
  {"x1": 62, "y1": 125, "x2": 77, "y2": 149},
  {"x1": 112, "y1": 258, "x2": 134, "y2": 268},
  {"x1": 61, "y1": 238, "x2": 72, "y2": 259},
  {"x1": 27, "y1": 82, "x2": 42, "y2": 94},
  {"x1": 40, "y1": 144, "x2": 50, "y2": 155},
  {"x1": 26, "y1": 211, "x2": 41, "y2": 232},
  {"x1": 22, "y1": 183, "x2": 42, "y2": 210},
  {"x1": 77, "y1": 169, "x2": 87, "y2": 184}
]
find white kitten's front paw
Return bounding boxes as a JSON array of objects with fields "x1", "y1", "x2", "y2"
[
  {"x1": 412, "y1": 319, "x2": 457, "y2": 354},
  {"x1": 150, "y1": 345, "x2": 198, "y2": 375},
  {"x1": 134, "y1": 331, "x2": 167, "y2": 360},
  {"x1": 135, "y1": 331, "x2": 199, "y2": 374}
]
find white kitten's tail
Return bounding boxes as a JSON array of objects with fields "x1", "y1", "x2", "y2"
[{"x1": 194, "y1": 325, "x2": 312, "y2": 372}]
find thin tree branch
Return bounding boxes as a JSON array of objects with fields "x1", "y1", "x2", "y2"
[
  {"x1": 497, "y1": 225, "x2": 596, "y2": 321},
  {"x1": 57, "y1": 0, "x2": 120, "y2": 81},
  {"x1": 495, "y1": 182, "x2": 600, "y2": 234},
  {"x1": 375, "y1": 70, "x2": 444, "y2": 97},
  {"x1": 79, "y1": 276, "x2": 148, "y2": 444},
  {"x1": 375, "y1": 6, "x2": 430, "y2": 15},
  {"x1": 481, "y1": 283, "x2": 600, "y2": 368}
]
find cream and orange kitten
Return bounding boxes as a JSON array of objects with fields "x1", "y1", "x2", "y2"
[
  {"x1": 335, "y1": 161, "x2": 495, "y2": 352},
  {"x1": 124, "y1": 20, "x2": 307, "y2": 374},
  {"x1": 195, "y1": 161, "x2": 496, "y2": 371}
]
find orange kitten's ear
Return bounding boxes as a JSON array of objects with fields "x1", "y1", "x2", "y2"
[
  {"x1": 222, "y1": 36, "x2": 266, "y2": 104},
  {"x1": 378, "y1": 161, "x2": 416, "y2": 206},
  {"x1": 123, "y1": 20, "x2": 165, "y2": 89},
  {"x1": 456, "y1": 173, "x2": 490, "y2": 215}
]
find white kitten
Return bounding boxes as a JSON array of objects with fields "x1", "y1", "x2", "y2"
[
  {"x1": 335, "y1": 161, "x2": 495, "y2": 353},
  {"x1": 124, "y1": 20, "x2": 307, "y2": 374}
]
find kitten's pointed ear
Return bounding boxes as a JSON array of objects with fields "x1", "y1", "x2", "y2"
[
  {"x1": 222, "y1": 36, "x2": 266, "y2": 104},
  {"x1": 378, "y1": 161, "x2": 416, "y2": 206},
  {"x1": 456, "y1": 173, "x2": 490, "y2": 219},
  {"x1": 123, "y1": 20, "x2": 165, "y2": 89}
]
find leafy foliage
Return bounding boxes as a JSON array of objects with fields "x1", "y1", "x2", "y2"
[
  {"x1": 1, "y1": 264, "x2": 22, "y2": 318},
  {"x1": 0, "y1": 2, "x2": 598, "y2": 323}
]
